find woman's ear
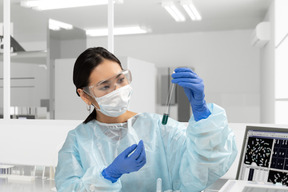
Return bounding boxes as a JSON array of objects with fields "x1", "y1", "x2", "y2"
[{"x1": 77, "y1": 89, "x2": 92, "y2": 105}]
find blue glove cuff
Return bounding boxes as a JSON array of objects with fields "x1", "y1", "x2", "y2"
[
  {"x1": 101, "y1": 169, "x2": 119, "y2": 183},
  {"x1": 192, "y1": 101, "x2": 211, "y2": 121}
]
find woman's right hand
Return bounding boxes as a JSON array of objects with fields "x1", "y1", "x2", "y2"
[{"x1": 101, "y1": 140, "x2": 146, "y2": 183}]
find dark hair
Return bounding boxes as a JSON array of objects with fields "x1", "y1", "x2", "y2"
[{"x1": 73, "y1": 47, "x2": 122, "y2": 124}]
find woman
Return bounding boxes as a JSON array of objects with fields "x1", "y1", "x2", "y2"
[{"x1": 55, "y1": 47, "x2": 237, "y2": 192}]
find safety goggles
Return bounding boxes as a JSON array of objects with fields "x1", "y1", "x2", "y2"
[{"x1": 83, "y1": 70, "x2": 132, "y2": 98}]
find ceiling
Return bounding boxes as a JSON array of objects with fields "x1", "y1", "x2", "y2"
[{"x1": 1, "y1": 0, "x2": 272, "y2": 42}]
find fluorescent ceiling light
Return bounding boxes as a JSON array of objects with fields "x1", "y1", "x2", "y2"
[
  {"x1": 20, "y1": 0, "x2": 123, "y2": 11},
  {"x1": 180, "y1": 0, "x2": 202, "y2": 21},
  {"x1": 86, "y1": 26, "x2": 149, "y2": 37},
  {"x1": 161, "y1": 1, "x2": 186, "y2": 22},
  {"x1": 49, "y1": 19, "x2": 73, "y2": 31}
]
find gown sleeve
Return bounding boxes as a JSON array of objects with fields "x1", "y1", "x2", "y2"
[
  {"x1": 55, "y1": 129, "x2": 122, "y2": 192},
  {"x1": 160, "y1": 103, "x2": 237, "y2": 192}
]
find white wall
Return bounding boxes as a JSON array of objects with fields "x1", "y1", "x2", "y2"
[{"x1": 88, "y1": 30, "x2": 261, "y2": 123}]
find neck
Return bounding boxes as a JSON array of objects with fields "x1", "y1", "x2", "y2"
[{"x1": 96, "y1": 111, "x2": 137, "y2": 124}]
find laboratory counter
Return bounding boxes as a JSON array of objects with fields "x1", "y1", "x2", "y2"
[
  {"x1": 0, "y1": 177, "x2": 56, "y2": 192},
  {"x1": 0, "y1": 177, "x2": 228, "y2": 192}
]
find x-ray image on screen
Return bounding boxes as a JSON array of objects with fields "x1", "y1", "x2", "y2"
[{"x1": 244, "y1": 137, "x2": 273, "y2": 167}]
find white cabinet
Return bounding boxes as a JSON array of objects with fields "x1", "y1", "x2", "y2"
[{"x1": 120, "y1": 56, "x2": 156, "y2": 114}]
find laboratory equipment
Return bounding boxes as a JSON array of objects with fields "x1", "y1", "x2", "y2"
[
  {"x1": 237, "y1": 126, "x2": 288, "y2": 186},
  {"x1": 155, "y1": 178, "x2": 180, "y2": 192},
  {"x1": 156, "y1": 178, "x2": 162, "y2": 192},
  {"x1": 162, "y1": 83, "x2": 175, "y2": 125},
  {"x1": 219, "y1": 180, "x2": 288, "y2": 192}
]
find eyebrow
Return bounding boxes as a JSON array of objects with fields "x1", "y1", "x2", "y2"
[{"x1": 96, "y1": 73, "x2": 122, "y2": 86}]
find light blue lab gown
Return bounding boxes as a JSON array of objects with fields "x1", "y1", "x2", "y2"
[{"x1": 55, "y1": 103, "x2": 237, "y2": 192}]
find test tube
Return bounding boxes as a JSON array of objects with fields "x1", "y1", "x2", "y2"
[
  {"x1": 162, "y1": 83, "x2": 175, "y2": 125},
  {"x1": 156, "y1": 178, "x2": 162, "y2": 192}
]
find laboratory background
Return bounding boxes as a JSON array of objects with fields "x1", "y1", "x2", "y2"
[{"x1": 1, "y1": 0, "x2": 288, "y2": 191}]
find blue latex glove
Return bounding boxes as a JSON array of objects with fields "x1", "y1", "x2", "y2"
[
  {"x1": 171, "y1": 68, "x2": 211, "y2": 121},
  {"x1": 102, "y1": 140, "x2": 146, "y2": 183}
]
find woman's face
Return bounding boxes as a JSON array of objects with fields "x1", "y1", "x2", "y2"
[{"x1": 87, "y1": 59, "x2": 123, "y2": 103}]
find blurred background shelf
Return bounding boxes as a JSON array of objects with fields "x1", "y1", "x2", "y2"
[{"x1": 0, "y1": 50, "x2": 47, "y2": 64}]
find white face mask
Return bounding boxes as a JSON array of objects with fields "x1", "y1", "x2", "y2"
[{"x1": 94, "y1": 84, "x2": 133, "y2": 117}]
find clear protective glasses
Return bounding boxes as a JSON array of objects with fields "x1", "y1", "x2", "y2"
[{"x1": 83, "y1": 70, "x2": 132, "y2": 98}]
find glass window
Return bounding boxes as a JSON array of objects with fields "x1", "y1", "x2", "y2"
[
  {"x1": 10, "y1": 1, "x2": 93, "y2": 119},
  {"x1": 10, "y1": 1, "x2": 49, "y2": 119}
]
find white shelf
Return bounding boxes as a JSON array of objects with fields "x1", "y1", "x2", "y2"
[{"x1": 0, "y1": 50, "x2": 47, "y2": 64}]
